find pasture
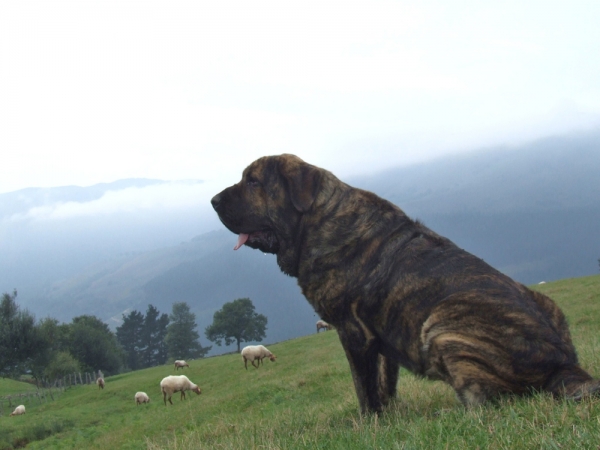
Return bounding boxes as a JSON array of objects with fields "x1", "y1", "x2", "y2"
[{"x1": 1, "y1": 274, "x2": 600, "y2": 449}]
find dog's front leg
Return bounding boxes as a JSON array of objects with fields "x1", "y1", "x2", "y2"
[
  {"x1": 337, "y1": 325, "x2": 383, "y2": 415},
  {"x1": 377, "y1": 353, "x2": 400, "y2": 407}
]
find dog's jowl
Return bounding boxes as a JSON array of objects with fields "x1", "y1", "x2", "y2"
[{"x1": 211, "y1": 154, "x2": 600, "y2": 415}]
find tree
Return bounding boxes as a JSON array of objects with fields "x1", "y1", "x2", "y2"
[
  {"x1": 205, "y1": 298, "x2": 268, "y2": 353},
  {"x1": 141, "y1": 304, "x2": 169, "y2": 368},
  {"x1": 0, "y1": 290, "x2": 21, "y2": 376},
  {"x1": 116, "y1": 310, "x2": 145, "y2": 371},
  {"x1": 0, "y1": 290, "x2": 46, "y2": 378},
  {"x1": 116, "y1": 305, "x2": 170, "y2": 370},
  {"x1": 165, "y1": 302, "x2": 210, "y2": 360},
  {"x1": 66, "y1": 315, "x2": 124, "y2": 375},
  {"x1": 29, "y1": 317, "x2": 70, "y2": 383},
  {"x1": 155, "y1": 311, "x2": 170, "y2": 364},
  {"x1": 45, "y1": 351, "x2": 81, "y2": 381}
]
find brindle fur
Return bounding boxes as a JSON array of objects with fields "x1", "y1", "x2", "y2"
[{"x1": 211, "y1": 154, "x2": 600, "y2": 414}]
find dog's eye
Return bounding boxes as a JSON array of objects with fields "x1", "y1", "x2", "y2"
[{"x1": 246, "y1": 177, "x2": 261, "y2": 188}]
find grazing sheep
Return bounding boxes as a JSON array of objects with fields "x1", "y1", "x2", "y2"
[
  {"x1": 174, "y1": 360, "x2": 190, "y2": 371},
  {"x1": 241, "y1": 345, "x2": 277, "y2": 369},
  {"x1": 9, "y1": 405, "x2": 25, "y2": 416},
  {"x1": 96, "y1": 377, "x2": 105, "y2": 389},
  {"x1": 135, "y1": 391, "x2": 151, "y2": 405},
  {"x1": 160, "y1": 375, "x2": 201, "y2": 406},
  {"x1": 316, "y1": 319, "x2": 332, "y2": 333}
]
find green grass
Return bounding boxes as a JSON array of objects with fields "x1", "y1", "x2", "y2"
[
  {"x1": 0, "y1": 378, "x2": 37, "y2": 397},
  {"x1": 1, "y1": 274, "x2": 600, "y2": 449}
]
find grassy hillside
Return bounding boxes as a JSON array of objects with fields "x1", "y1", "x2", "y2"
[
  {"x1": 1, "y1": 275, "x2": 600, "y2": 449},
  {"x1": 0, "y1": 378, "x2": 37, "y2": 396}
]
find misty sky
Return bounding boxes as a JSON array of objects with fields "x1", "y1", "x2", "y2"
[{"x1": 2, "y1": 1, "x2": 600, "y2": 195}]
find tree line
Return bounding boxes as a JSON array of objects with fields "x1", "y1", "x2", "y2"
[
  {"x1": 117, "y1": 302, "x2": 211, "y2": 371},
  {"x1": 0, "y1": 290, "x2": 124, "y2": 382},
  {"x1": 1, "y1": 290, "x2": 268, "y2": 383}
]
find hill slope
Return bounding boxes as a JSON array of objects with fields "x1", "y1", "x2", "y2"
[
  {"x1": 39, "y1": 230, "x2": 317, "y2": 354},
  {"x1": 0, "y1": 378, "x2": 37, "y2": 397},
  {"x1": 351, "y1": 131, "x2": 600, "y2": 283},
  {"x1": 2, "y1": 275, "x2": 599, "y2": 449}
]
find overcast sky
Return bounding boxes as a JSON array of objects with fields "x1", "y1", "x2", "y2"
[{"x1": 2, "y1": 0, "x2": 600, "y2": 195}]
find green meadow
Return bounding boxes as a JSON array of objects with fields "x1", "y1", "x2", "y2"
[{"x1": 1, "y1": 275, "x2": 600, "y2": 449}]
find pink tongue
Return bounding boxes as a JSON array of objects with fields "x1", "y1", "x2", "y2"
[{"x1": 234, "y1": 233, "x2": 249, "y2": 250}]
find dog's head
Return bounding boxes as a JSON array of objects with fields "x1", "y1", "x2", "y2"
[{"x1": 211, "y1": 154, "x2": 326, "y2": 274}]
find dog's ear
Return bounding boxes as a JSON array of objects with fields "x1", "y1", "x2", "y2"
[{"x1": 279, "y1": 155, "x2": 322, "y2": 212}]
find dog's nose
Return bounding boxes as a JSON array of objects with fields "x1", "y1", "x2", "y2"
[{"x1": 211, "y1": 193, "x2": 222, "y2": 210}]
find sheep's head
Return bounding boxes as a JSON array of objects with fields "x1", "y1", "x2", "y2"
[
  {"x1": 269, "y1": 354, "x2": 277, "y2": 362},
  {"x1": 192, "y1": 385, "x2": 202, "y2": 395}
]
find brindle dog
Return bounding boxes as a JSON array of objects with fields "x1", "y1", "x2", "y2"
[{"x1": 211, "y1": 154, "x2": 600, "y2": 414}]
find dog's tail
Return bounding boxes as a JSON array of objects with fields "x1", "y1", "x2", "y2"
[{"x1": 544, "y1": 365, "x2": 600, "y2": 400}]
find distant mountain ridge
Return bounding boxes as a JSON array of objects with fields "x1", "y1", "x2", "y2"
[
  {"x1": 352, "y1": 131, "x2": 600, "y2": 214},
  {"x1": 1, "y1": 130, "x2": 599, "y2": 355},
  {"x1": 0, "y1": 178, "x2": 168, "y2": 219},
  {"x1": 0, "y1": 177, "x2": 214, "y2": 301}
]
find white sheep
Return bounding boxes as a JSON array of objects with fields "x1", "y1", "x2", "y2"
[
  {"x1": 10, "y1": 405, "x2": 26, "y2": 416},
  {"x1": 316, "y1": 319, "x2": 332, "y2": 333},
  {"x1": 174, "y1": 360, "x2": 190, "y2": 371},
  {"x1": 135, "y1": 391, "x2": 150, "y2": 405},
  {"x1": 97, "y1": 377, "x2": 105, "y2": 389},
  {"x1": 241, "y1": 345, "x2": 277, "y2": 369},
  {"x1": 160, "y1": 375, "x2": 201, "y2": 406}
]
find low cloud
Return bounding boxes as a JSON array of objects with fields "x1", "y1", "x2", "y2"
[{"x1": 8, "y1": 181, "x2": 221, "y2": 223}]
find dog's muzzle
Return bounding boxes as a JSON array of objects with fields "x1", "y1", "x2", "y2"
[{"x1": 211, "y1": 193, "x2": 223, "y2": 212}]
